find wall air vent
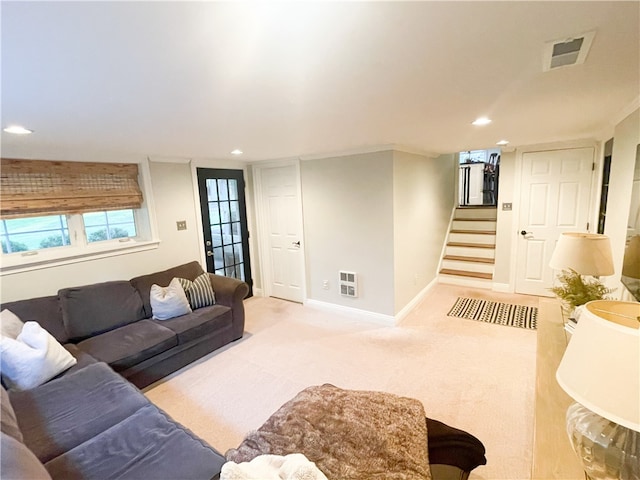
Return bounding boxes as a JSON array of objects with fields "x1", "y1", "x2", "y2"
[
  {"x1": 339, "y1": 271, "x2": 358, "y2": 298},
  {"x1": 543, "y1": 31, "x2": 595, "y2": 71}
]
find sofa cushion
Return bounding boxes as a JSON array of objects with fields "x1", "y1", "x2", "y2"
[
  {"x1": 76, "y1": 320, "x2": 177, "y2": 371},
  {"x1": 152, "y1": 304, "x2": 232, "y2": 344},
  {"x1": 9, "y1": 363, "x2": 148, "y2": 463},
  {"x1": 44, "y1": 404, "x2": 226, "y2": 480},
  {"x1": 59, "y1": 281, "x2": 146, "y2": 341},
  {"x1": 1, "y1": 296, "x2": 68, "y2": 343},
  {"x1": 130, "y1": 261, "x2": 205, "y2": 318},
  {"x1": 60, "y1": 344, "x2": 99, "y2": 373},
  {"x1": 1, "y1": 432, "x2": 52, "y2": 480},
  {"x1": 1, "y1": 386, "x2": 23, "y2": 442}
]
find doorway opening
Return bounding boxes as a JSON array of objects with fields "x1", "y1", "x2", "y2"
[{"x1": 458, "y1": 149, "x2": 500, "y2": 207}]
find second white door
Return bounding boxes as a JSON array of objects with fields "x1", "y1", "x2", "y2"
[
  {"x1": 515, "y1": 147, "x2": 594, "y2": 296},
  {"x1": 258, "y1": 164, "x2": 304, "y2": 303}
]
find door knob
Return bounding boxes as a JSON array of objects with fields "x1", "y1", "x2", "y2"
[
  {"x1": 206, "y1": 250, "x2": 213, "y2": 256},
  {"x1": 292, "y1": 241, "x2": 301, "y2": 247},
  {"x1": 520, "y1": 230, "x2": 532, "y2": 237}
]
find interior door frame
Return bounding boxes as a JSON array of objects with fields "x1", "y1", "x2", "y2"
[
  {"x1": 509, "y1": 140, "x2": 602, "y2": 294},
  {"x1": 252, "y1": 158, "x2": 307, "y2": 301}
]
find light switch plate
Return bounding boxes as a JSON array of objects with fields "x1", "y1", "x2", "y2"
[{"x1": 176, "y1": 220, "x2": 187, "y2": 230}]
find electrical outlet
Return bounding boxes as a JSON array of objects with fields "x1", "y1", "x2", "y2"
[
  {"x1": 502, "y1": 202, "x2": 512, "y2": 211},
  {"x1": 322, "y1": 280, "x2": 329, "y2": 290},
  {"x1": 176, "y1": 220, "x2": 187, "y2": 231}
]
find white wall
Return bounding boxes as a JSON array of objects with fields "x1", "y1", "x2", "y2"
[
  {"x1": 393, "y1": 151, "x2": 455, "y2": 313},
  {"x1": 300, "y1": 151, "x2": 395, "y2": 315},
  {"x1": 493, "y1": 150, "x2": 516, "y2": 287}
]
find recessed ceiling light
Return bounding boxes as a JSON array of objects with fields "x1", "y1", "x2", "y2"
[
  {"x1": 496, "y1": 140, "x2": 509, "y2": 146},
  {"x1": 230, "y1": 149, "x2": 243, "y2": 156},
  {"x1": 3, "y1": 125, "x2": 33, "y2": 134},
  {"x1": 472, "y1": 117, "x2": 492, "y2": 126}
]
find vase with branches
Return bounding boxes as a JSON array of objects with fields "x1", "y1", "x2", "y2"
[{"x1": 550, "y1": 268, "x2": 614, "y2": 317}]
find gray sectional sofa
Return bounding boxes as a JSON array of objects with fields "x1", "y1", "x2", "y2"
[
  {"x1": 2, "y1": 261, "x2": 249, "y2": 388},
  {"x1": 1, "y1": 362, "x2": 226, "y2": 479},
  {"x1": 0, "y1": 261, "x2": 249, "y2": 479}
]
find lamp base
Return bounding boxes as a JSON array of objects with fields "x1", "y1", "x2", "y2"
[{"x1": 566, "y1": 403, "x2": 640, "y2": 480}]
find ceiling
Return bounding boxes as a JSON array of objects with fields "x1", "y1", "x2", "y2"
[{"x1": 2, "y1": 1, "x2": 639, "y2": 162}]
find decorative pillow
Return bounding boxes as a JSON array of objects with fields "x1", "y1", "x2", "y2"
[
  {"x1": 177, "y1": 273, "x2": 216, "y2": 309},
  {"x1": 150, "y1": 278, "x2": 192, "y2": 320},
  {"x1": 0, "y1": 321, "x2": 77, "y2": 391},
  {"x1": 0, "y1": 309, "x2": 25, "y2": 339}
]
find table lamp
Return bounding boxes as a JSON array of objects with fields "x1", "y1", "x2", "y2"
[
  {"x1": 556, "y1": 300, "x2": 640, "y2": 480},
  {"x1": 549, "y1": 232, "x2": 614, "y2": 276},
  {"x1": 549, "y1": 233, "x2": 615, "y2": 316}
]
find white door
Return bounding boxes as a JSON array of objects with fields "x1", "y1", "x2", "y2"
[
  {"x1": 515, "y1": 147, "x2": 594, "y2": 296},
  {"x1": 459, "y1": 164, "x2": 485, "y2": 206},
  {"x1": 258, "y1": 164, "x2": 304, "y2": 303}
]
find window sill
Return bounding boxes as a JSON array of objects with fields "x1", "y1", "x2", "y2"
[{"x1": 0, "y1": 239, "x2": 161, "y2": 276}]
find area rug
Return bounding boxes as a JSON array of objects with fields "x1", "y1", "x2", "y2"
[{"x1": 447, "y1": 297, "x2": 537, "y2": 330}]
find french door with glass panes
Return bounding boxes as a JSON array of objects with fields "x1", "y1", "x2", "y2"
[{"x1": 197, "y1": 168, "x2": 252, "y2": 296}]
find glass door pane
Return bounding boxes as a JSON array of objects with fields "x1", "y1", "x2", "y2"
[{"x1": 197, "y1": 169, "x2": 252, "y2": 296}]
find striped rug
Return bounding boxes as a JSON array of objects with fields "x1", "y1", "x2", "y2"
[{"x1": 447, "y1": 297, "x2": 537, "y2": 330}]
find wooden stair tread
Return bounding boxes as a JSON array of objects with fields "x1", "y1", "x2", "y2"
[
  {"x1": 453, "y1": 218, "x2": 497, "y2": 222},
  {"x1": 450, "y1": 229, "x2": 496, "y2": 235},
  {"x1": 439, "y1": 268, "x2": 493, "y2": 279},
  {"x1": 447, "y1": 242, "x2": 496, "y2": 249},
  {"x1": 443, "y1": 255, "x2": 495, "y2": 264}
]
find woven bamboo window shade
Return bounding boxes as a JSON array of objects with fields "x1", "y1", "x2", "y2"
[{"x1": 0, "y1": 158, "x2": 143, "y2": 219}]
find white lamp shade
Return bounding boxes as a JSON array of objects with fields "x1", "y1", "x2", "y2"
[
  {"x1": 549, "y1": 232, "x2": 614, "y2": 276},
  {"x1": 556, "y1": 300, "x2": 640, "y2": 432}
]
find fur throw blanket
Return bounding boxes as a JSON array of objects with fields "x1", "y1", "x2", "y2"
[{"x1": 226, "y1": 384, "x2": 432, "y2": 480}]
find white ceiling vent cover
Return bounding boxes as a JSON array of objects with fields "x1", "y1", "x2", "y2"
[{"x1": 543, "y1": 31, "x2": 596, "y2": 71}]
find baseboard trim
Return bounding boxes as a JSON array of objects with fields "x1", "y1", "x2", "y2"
[
  {"x1": 395, "y1": 278, "x2": 438, "y2": 323},
  {"x1": 304, "y1": 299, "x2": 395, "y2": 326},
  {"x1": 492, "y1": 282, "x2": 512, "y2": 293}
]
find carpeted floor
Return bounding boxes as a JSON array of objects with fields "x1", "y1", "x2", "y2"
[{"x1": 145, "y1": 284, "x2": 539, "y2": 480}]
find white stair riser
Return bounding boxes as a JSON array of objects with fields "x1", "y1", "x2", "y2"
[
  {"x1": 441, "y1": 260, "x2": 494, "y2": 274},
  {"x1": 438, "y1": 275, "x2": 493, "y2": 289},
  {"x1": 454, "y1": 209, "x2": 497, "y2": 220},
  {"x1": 452, "y1": 220, "x2": 496, "y2": 231},
  {"x1": 449, "y1": 232, "x2": 496, "y2": 244},
  {"x1": 445, "y1": 246, "x2": 495, "y2": 258}
]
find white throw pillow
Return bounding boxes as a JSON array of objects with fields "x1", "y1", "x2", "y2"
[
  {"x1": 0, "y1": 310, "x2": 25, "y2": 339},
  {"x1": 0, "y1": 321, "x2": 77, "y2": 390},
  {"x1": 150, "y1": 278, "x2": 192, "y2": 320}
]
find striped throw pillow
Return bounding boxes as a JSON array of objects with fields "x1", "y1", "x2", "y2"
[{"x1": 176, "y1": 273, "x2": 216, "y2": 309}]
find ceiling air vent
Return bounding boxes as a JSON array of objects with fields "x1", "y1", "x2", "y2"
[{"x1": 543, "y1": 31, "x2": 595, "y2": 71}]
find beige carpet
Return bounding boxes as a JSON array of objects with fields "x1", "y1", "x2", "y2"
[{"x1": 145, "y1": 284, "x2": 539, "y2": 480}]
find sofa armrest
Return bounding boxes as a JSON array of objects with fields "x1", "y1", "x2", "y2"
[{"x1": 208, "y1": 274, "x2": 249, "y2": 340}]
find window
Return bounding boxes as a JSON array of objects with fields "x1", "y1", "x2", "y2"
[
  {"x1": 1, "y1": 215, "x2": 70, "y2": 253},
  {"x1": 0, "y1": 158, "x2": 158, "y2": 273},
  {"x1": 83, "y1": 210, "x2": 137, "y2": 243}
]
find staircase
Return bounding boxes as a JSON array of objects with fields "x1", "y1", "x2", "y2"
[{"x1": 439, "y1": 207, "x2": 496, "y2": 288}]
